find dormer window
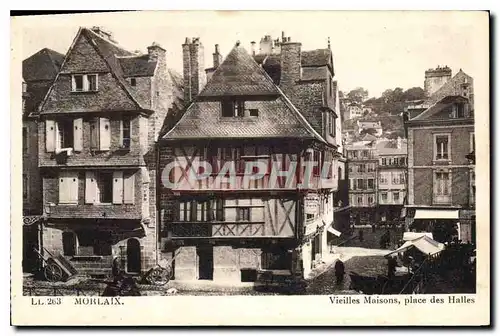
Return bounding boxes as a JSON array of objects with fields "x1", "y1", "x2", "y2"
[
  {"x1": 222, "y1": 100, "x2": 245, "y2": 117},
  {"x1": 450, "y1": 103, "x2": 465, "y2": 118},
  {"x1": 72, "y1": 74, "x2": 98, "y2": 92}
]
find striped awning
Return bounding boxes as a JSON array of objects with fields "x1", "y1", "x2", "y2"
[
  {"x1": 23, "y1": 215, "x2": 43, "y2": 226},
  {"x1": 414, "y1": 209, "x2": 459, "y2": 220}
]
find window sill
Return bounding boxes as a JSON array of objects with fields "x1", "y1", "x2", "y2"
[
  {"x1": 57, "y1": 202, "x2": 78, "y2": 205},
  {"x1": 433, "y1": 159, "x2": 451, "y2": 165},
  {"x1": 70, "y1": 90, "x2": 99, "y2": 94}
]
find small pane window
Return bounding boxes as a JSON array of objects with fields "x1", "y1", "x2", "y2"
[{"x1": 130, "y1": 78, "x2": 137, "y2": 87}]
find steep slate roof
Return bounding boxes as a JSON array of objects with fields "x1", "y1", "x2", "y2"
[
  {"x1": 22, "y1": 48, "x2": 64, "y2": 82},
  {"x1": 411, "y1": 95, "x2": 469, "y2": 121},
  {"x1": 117, "y1": 54, "x2": 157, "y2": 77},
  {"x1": 38, "y1": 27, "x2": 165, "y2": 113},
  {"x1": 22, "y1": 48, "x2": 64, "y2": 114},
  {"x1": 82, "y1": 28, "x2": 147, "y2": 109},
  {"x1": 198, "y1": 44, "x2": 280, "y2": 97},
  {"x1": 163, "y1": 44, "x2": 325, "y2": 143},
  {"x1": 376, "y1": 139, "x2": 407, "y2": 155}
]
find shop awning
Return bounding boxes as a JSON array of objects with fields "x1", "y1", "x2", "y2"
[
  {"x1": 327, "y1": 226, "x2": 342, "y2": 237},
  {"x1": 385, "y1": 235, "x2": 445, "y2": 257},
  {"x1": 414, "y1": 209, "x2": 459, "y2": 220}
]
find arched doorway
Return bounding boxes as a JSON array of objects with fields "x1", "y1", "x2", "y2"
[{"x1": 126, "y1": 238, "x2": 141, "y2": 273}]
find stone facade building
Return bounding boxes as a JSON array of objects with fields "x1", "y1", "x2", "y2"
[
  {"x1": 22, "y1": 48, "x2": 65, "y2": 272},
  {"x1": 158, "y1": 33, "x2": 346, "y2": 282},
  {"x1": 376, "y1": 138, "x2": 407, "y2": 224},
  {"x1": 345, "y1": 141, "x2": 378, "y2": 225},
  {"x1": 34, "y1": 27, "x2": 183, "y2": 276},
  {"x1": 406, "y1": 68, "x2": 475, "y2": 244}
]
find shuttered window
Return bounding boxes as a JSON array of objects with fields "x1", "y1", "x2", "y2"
[
  {"x1": 85, "y1": 170, "x2": 135, "y2": 204},
  {"x1": 45, "y1": 120, "x2": 56, "y2": 152},
  {"x1": 73, "y1": 118, "x2": 83, "y2": 152},
  {"x1": 59, "y1": 171, "x2": 79, "y2": 204},
  {"x1": 90, "y1": 117, "x2": 111, "y2": 151},
  {"x1": 112, "y1": 171, "x2": 124, "y2": 204}
]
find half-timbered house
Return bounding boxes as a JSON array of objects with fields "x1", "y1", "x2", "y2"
[
  {"x1": 35, "y1": 27, "x2": 183, "y2": 276},
  {"x1": 159, "y1": 34, "x2": 346, "y2": 283}
]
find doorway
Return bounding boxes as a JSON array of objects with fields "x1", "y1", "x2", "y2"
[
  {"x1": 197, "y1": 245, "x2": 213, "y2": 280},
  {"x1": 126, "y1": 238, "x2": 141, "y2": 274}
]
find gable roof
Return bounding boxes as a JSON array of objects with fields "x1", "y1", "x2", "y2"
[
  {"x1": 199, "y1": 44, "x2": 280, "y2": 97},
  {"x1": 22, "y1": 48, "x2": 64, "y2": 114},
  {"x1": 163, "y1": 44, "x2": 326, "y2": 143},
  {"x1": 361, "y1": 133, "x2": 378, "y2": 141},
  {"x1": 411, "y1": 95, "x2": 469, "y2": 121},
  {"x1": 376, "y1": 139, "x2": 407, "y2": 155},
  {"x1": 22, "y1": 48, "x2": 64, "y2": 82},
  {"x1": 81, "y1": 28, "x2": 147, "y2": 109},
  {"x1": 38, "y1": 27, "x2": 159, "y2": 114}
]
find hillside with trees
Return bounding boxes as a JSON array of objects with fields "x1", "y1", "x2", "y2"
[{"x1": 341, "y1": 86, "x2": 426, "y2": 138}]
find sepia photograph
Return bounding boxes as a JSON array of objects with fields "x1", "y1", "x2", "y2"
[{"x1": 11, "y1": 10, "x2": 490, "y2": 326}]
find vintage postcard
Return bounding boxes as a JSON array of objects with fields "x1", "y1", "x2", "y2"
[{"x1": 11, "y1": 10, "x2": 490, "y2": 326}]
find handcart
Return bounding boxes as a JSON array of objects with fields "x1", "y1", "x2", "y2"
[{"x1": 34, "y1": 247, "x2": 78, "y2": 282}]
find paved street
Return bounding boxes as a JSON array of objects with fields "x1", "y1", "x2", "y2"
[{"x1": 24, "y1": 247, "x2": 391, "y2": 296}]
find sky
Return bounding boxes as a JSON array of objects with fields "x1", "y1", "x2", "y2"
[{"x1": 16, "y1": 11, "x2": 486, "y2": 97}]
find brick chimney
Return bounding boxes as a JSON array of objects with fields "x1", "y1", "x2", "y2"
[
  {"x1": 212, "y1": 44, "x2": 222, "y2": 68},
  {"x1": 279, "y1": 35, "x2": 302, "y2": 95},
  {"x1": 147, "y1": 42, "x2": 166, "y2": 63},
  {"x1": 183, "y1": 37, "x2": 206, "y2": 104}
]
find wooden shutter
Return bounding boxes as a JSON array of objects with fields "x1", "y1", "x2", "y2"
[
  {"x1": 85, "y1": 171, "x2": 97, "y2": 204},
  {"x1": 123, "y1": 172, "x2": 135, "y2": 204},
  {"x1": 112, "y1": 171, "x2": 124, "y2": 204},
  {"x1": 69, "y1": 172, "x2": 79, "y2": 203},
  {"x1": 58, "y1": 172, "x2": 69, "y2": 203},
  {"x1": 99, "y1": 117, "x2": 111, "y2": 150},
  {"x1": 73, "y1": 118, "x2": 83, "y2": 152},
  {"x1": 45, "y1": 120, "x2": 56, "y2": 152},
  {"x1": 90, "y1": 118, "x2": 99, "y2": 150}
]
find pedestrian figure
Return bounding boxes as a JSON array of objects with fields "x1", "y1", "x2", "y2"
[
  {"x1": 334, "y1": 260, "x2": 345, "y2": 285},
  {"x1": 371, "y1": 223, "x2": 376, "y2": 233},
  {"x1": 112, "y1": 255, "x2": 122, "y2": 278},
  {"x1": 387, "y1": 256, "x2": 397, "y2": 279},
  {"x1": 358, "y1": 229, "x2": 364, "y2": 242}
]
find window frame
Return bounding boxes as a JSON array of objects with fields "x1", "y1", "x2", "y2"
[
  {"x1": 71, "y1": 74, "x2": 99, "y2": 92},
  {"x1": 433, "y1": 170, "x2": 452, "y2": 204},
  {"x1": 120, "y1": 117, "x2": 132, "y2": 149},
  {"x1": 433, "y1": 133, "x2": 451, "y2": 161},
  {"x1": 470, "y1": 132, "x2": 475, "y2": 153},
  {"x1": 23, "y1": 173, "x2": 29, "y2": 201},
  {"x1": 96, "y1": 171, "x2": 114, "y2": 204}
]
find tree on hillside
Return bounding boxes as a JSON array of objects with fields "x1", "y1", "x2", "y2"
[
  {"x1": 347, "y1": 87, "x2": 369, "y2": 103},
  {"x1": 402, "y1": 87, "x2": 426, "y2": 101}
]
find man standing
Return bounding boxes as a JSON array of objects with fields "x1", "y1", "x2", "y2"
[{"x1": 334, "y1": 260, "x2": 345, "y2": 285}]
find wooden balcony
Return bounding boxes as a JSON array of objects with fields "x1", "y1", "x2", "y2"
[{"x1": 169, "y1": 222, "x2": 269, "y2": 238}]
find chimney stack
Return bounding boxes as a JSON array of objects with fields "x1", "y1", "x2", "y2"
[
  {"x1": 147, "y1": 42, "x2": 166, "y2": 63},
  {"x1": 250, "y1": 41, "x2": 256, "y2": 56},
  {"x1": 213, "y1": 44, "x2": 222, "y2": 68},
  {"x1": 279, "y1": 36, "x2": 302, "y2": 96},
  {"x1": 183, "y1": 37, "x2": 206, "y2": 105}
]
